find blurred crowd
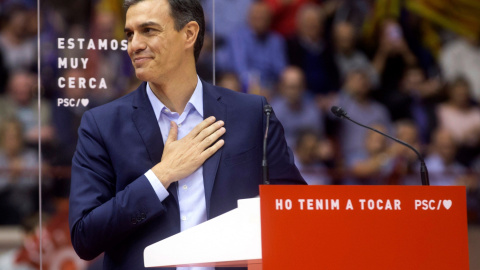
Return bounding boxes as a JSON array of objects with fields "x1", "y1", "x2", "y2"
[{"x1": 0, "y1": 0, "x2": 480, "y2": 267}]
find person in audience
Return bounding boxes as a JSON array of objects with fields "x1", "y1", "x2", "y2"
[
  {"x1": 436, "y1": 78, "x2": 480, "y2": 165},
  {"x1": 331, "y1": 0, "x2": 371, "y2": 31},
  {"x1": 217, "y1": 72, "x2": 241, "y2": 93},
  {"x1": 423, "y1": 129, "x2": 474, "y2": 187},
  {"x1": 293, "y1": 129, "x2": 333, "y2": 185},
  {"x1": 0, "y1": 70, "x2": 54, "y2": 146},
  {"x1": 200, "y1": 0, "x2": 255, "y2": 83},
  {"x1": 201, "y1": 0, "x2": 254, "y2": 46},
  {"x1": 287, "y1": 3, "x2": 339, "y2": 96},
  {"x1": 0, "y1": 3, "x2": 37, "y2": 72},
  {"x1": 334, "y1": 69, "x2": 391, "y2": 162},
  {"x1": 0, "y1": 119, "x2": 38, "y2": 225},
  {"x1": 270, "y1": 66, "x2": 324, "y2": 148},
  {"x1": 390, "y1": 120, "x2": 424, "y2": 185},
  {"x1": 387, "y1": 65, "x2": 440, "y2": 143},
  {"x1": 346, "y1": 124, "x2": 394, "y2": 185},
  {"x1": 347, "y1": 121, "x2": 422, "y2": 186},
  {"x1": 371, "y1": 18, "x2": 418, "y2": 104},
  {"x1": 440, "y1": 35, "x2": 480, "y2": 103},
  {"x1": 264, "y1": 0, "x2": 315, "y2": 37},
  {"x1": 224, "y1": 1, "x2": 287, "y2": 93},
  {"x1": 332, "y1": 21, "x2": 378, "y2": 88},
  {"x1": 399, "y1": 12, "x2": 440, "y2": 77}
]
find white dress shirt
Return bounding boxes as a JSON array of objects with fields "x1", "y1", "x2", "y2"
[{"x1": 144, "y1": 77, "x2": 213, "y2": 270}]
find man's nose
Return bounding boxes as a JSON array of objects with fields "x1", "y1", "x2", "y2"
[{"x1": 130, "y1": 33, "x2": 146, "y2": 53}]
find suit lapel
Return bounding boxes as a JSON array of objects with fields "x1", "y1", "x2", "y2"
[
  {"x1": 131, "y1": 82, "x2": 178, "y2": 203},
  {"x1": 202, "y1": 82, "x2": 226, "y2": 218}
]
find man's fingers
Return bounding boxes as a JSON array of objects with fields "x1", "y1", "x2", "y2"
[
  {"x1": 196, "y1": 120, "x2": 224, "y2": 142},
  {"x1": 200, "y1": 127, "x2": 226, "y2": 148},
  {"x1": 166, "y1": 121, "x2": 178, "y2": 144},
  {"x1": 187, "y1": 116, "x2": 216, "y2": 139},
  {"x1": 201, "y1": 139, "x2": 225, "y2": 160}
]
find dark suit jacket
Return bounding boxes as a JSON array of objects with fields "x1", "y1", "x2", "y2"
[{"x1": 69, "y1": 80, "x2": 305, "y2": 269}]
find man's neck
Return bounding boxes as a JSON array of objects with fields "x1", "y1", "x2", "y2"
[{"x1": 149, "y1": 66, "x2": 198, "y2": 113}]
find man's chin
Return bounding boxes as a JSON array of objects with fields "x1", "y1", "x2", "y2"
[{"x1": 134, "y1": 70, "x2": 150, "y2": 82}]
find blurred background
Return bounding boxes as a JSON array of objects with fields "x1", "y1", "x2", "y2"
[{"x1": 0, "y1": 0, "x2": 479, "y2": 269}]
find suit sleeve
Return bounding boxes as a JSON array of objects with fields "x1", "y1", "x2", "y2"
[
  {"x1": 261, "y1": 97, "x2": 306, "y2": 185},
  {"x1": 68, "y1": 110, "x2": 166, "y2": 260}
]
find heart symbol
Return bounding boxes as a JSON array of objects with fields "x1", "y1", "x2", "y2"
[
  {"x1": 443, "y1": 200, "x2": 452, "y2": 210},
  {"x1": 81, "y1": 99, "x2": 89, "y2": 107}
]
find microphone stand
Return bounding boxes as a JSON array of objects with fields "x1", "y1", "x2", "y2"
[
  {"x1": 263, "y1": 105, "x2": 272, "y2": 185},
  {"x1": 331, "y1": 106, "x2": 430, "y2": 186}
]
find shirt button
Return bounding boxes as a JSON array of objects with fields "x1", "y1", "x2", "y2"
[
  {"x1": 181, "y1": 216, "x2": 187, "y2": 221},
  {"x1": 182, "y1": 185, "x2": 188, "y2": 190},
  {"x1": 178, "y1": 123, "x2": 182, "y2": 127}
]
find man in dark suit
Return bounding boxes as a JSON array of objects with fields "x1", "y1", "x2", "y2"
[{"x1": 68, "y1": 0, "x2": 305, "y2": 269}]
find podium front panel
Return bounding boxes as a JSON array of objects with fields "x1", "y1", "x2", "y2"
[{"x1": 259, "y1": 185, "x2": 468, "y2": 270}]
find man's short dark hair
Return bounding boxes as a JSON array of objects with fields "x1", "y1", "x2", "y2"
[{"x1": 124, "y1": 0, "x2": 205, "y2": 63}]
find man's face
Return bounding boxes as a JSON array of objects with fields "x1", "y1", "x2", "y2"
[
  {"x1": 298, "y1": 9, "x2": 322, "y2": 42},
  {"x1": 248, "y1": 3, "x2": 271, "y2": 36},
  {"x1": 280, "y1": 68, "x2": 304, "y2": 104},
  {"x1": 9, "y1": 72, "x2": 34, "y2": 106},
  {"x1": 346, "y1": 72, "x2": 370, "y2": 98},
  {"x1": 334, "y1": 22, "x2": 355, "y2": 53},
  {"x1": 125, "y1": 0, "x2": 186, "y2": 82}
]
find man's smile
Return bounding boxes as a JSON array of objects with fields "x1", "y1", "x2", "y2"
[{"x1": 134, "y1": 56, "x2": 153, "y2": 65}]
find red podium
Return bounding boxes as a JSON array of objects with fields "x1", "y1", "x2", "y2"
[
  {"x1": 144, "y1": 185, "x2": 469, "y2": 269},
  {"x1": 260, "y1": 185, "x2": 469, "y2": 269}
]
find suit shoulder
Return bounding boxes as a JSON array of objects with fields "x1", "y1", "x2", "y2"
[{"x1": 206, "y1": 83, "x2": 265, "y2": 107}]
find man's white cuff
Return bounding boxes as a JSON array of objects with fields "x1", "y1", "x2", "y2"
[{"x1": 145, "y1": 169, "x2": 169, "y2": 202}]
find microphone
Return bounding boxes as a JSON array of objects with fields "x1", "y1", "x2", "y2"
[
  {"x1": 331, "y1": 106, "x2": 347, "y2": 118},
  {"x1": 262, "y1": 104, "x2": 273, "y2": 185},
  {"x1": 331, "y1": 106, "x2": 430, "y2": 186}
]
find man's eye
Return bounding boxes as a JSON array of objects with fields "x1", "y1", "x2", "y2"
[
  {"x1": 125, "y1": 32, "x2": 133, "y2": 39},
  {"x1": 144, "y1": 28, "x2": 154, "y2": 34}
]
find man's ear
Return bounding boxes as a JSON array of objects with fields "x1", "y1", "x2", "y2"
[{"x1": 184, "y1": 21, "x2": 199, "y2": 50}]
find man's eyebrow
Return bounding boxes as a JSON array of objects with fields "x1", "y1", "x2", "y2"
[
  {"x1": 139, "y1": 21, "x2": 162, "y2": 28},
  {"x1": 124, "y1": 21, "x2": 162, "y2": 33}
]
